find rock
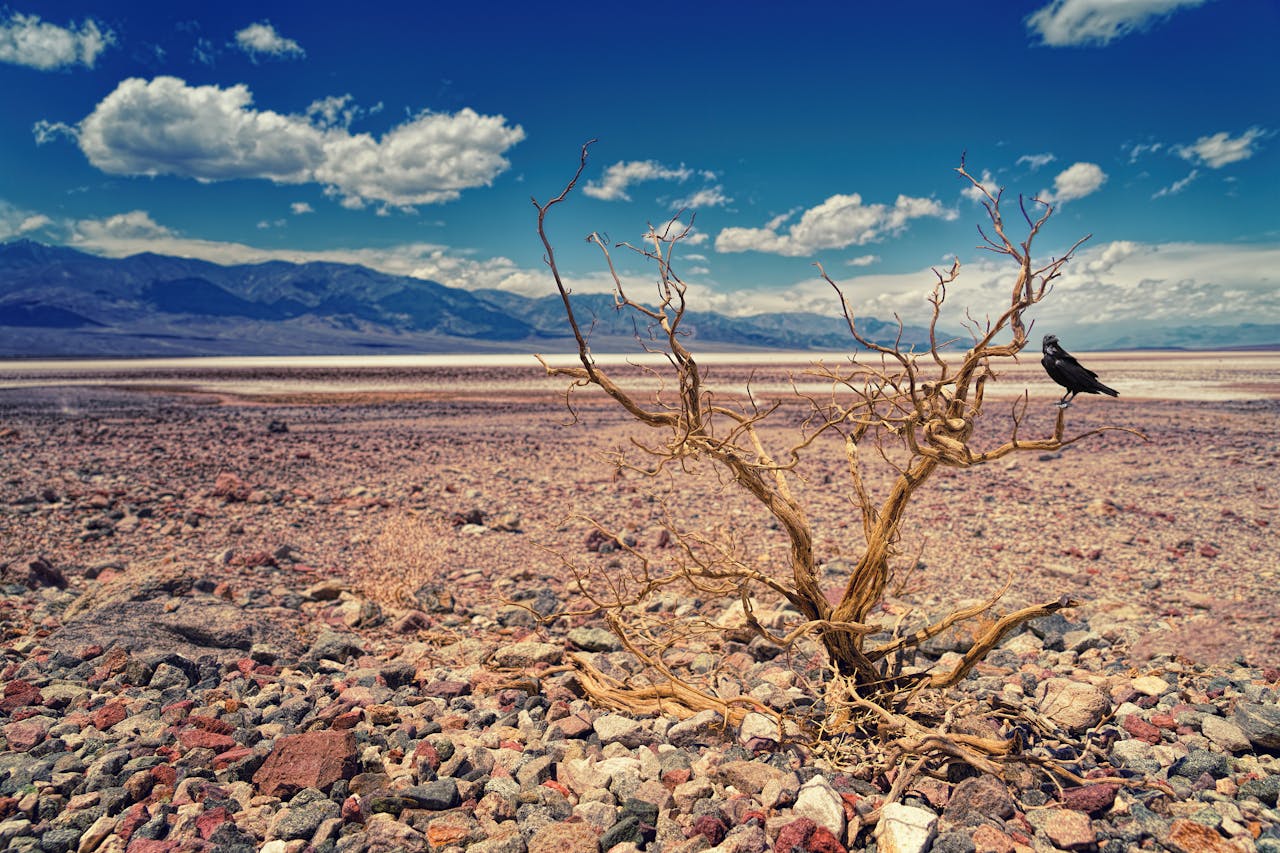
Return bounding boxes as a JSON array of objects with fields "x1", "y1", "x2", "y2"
[
  {"x1": 307, "y1": 629, "x2": 365, "y2": 662},
  {"x1": 1238, "y1": 774, "x2": 1280, "y2": 806},
  {"x1": 667, "y1": 710, "x2": 726, "y2": 747},
  {"x1": 716, "y1": 760, "x2": 785, "y2": 796},
  {"x1": 1170, "y1": 749, "x2": 1229, "y2": 779},
  {"x1": 492, "y1": 641, "x2": 562, "y2": 668},
  {"x1": 1131, "y1": 675, "x2": 1171, "y2": 696},
  {"x1": 970, "y1": 824, "x2": 1016, "y2": 853},
  {"x1": 793, "y1": 774, "x2": 845, "y2": 840},
  {"x1": 253, "y1": 731, "x2": 357, "y2": 797},
  {"x1": 1025, "y1": 809, "x2": 1094, "y2": 850},
  {"x1": 944, "y1": 775, "x2": 1015, "y2": 822},
  {"x1": 593, "y1": 714, "x2": 655, "y2": 748},
  {"x1": 738, "y1": 712, "x2": 778, "y2": 748},
  {"x1": 5, "y1": 555, "x2": 67, "y2": 589},
  {"x1": 1200, "y1": 715, "x2": 1252, "y2": 753},
  {"x1": 1234, "y1": 702, "x2": 1280, "y2": 751},
  {"x1": 403, "y1": 779, "x2": 460, "y2": 810},
  {"x1": 527, "y1": 820, "x2": 600, "y2": 853},
  {"x1": 1167, "y1": 818, "x2": 1241, "y2": 853},
  {"x1": 1059, "y1": 783, "x2": 1118, "y2": 815},
  {"x1": 1035, "y1": 678, "x2": 1110, "y2": 733},
  {"x1": 567, "y1": 627, "x2": 621, "y2": 652},
  {"x1": 875, "y1": 802, "x2": 938, "y2": 853}
]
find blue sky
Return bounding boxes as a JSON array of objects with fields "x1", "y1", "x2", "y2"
[{"x1": 2, "y1": 0, "x2": 1278, "y2": 345}]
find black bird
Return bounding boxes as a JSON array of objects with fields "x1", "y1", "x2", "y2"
[{"x1": 1041, "y1": 334, "x2": 1118, "y2": 408}]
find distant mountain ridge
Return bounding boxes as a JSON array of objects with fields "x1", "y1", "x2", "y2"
[{"x1": 0, "y1": 240, "x2": 933, "y2": 358}]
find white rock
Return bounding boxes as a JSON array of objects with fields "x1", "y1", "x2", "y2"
[
  {"x1": 1131, "y1": 675, "x2": 1170, "y2": 696},
  {"x1": 874, "y1": 802, "x2": 938, "y2": 853},
  {"x1": 792, "y1": 774, "x2": 845, "y2": 839},
  {"x1": 738, "y1": 711, "x2": 778, "y2": 746}
]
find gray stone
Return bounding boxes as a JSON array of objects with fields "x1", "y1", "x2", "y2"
[
  {"x1": 1235, "y1": 702, "x2": 1280, "y2": 751},
  {"x1": 404, "y1": 779, "x2": 460, "y2": 810},
  {"x1": 1201, "y1": 715, "x2": 1252, "y2": 753},
  {"x1": 666, "y1": 710, "x2": 726, "y2": 747},
  {"x1": 875, "y1": 802, "x2": 938, "y2": 853},
  {"x1": 1170, "y1": 748, "x2": 1229, "y2": 779},
  {"x1": 1035, "y1": 678, "x2": 1110, "y2": 733},
  {"x1": 516, "y1": 754, "x2": 555, "y2": 789},
  {"x1": 306, "y1": 629, "x2": 365, "y2": 662},
  {"x1": 492, "y1": 641, "x2": 563, "y2": 669},
  {"x1": 1239, "y1": 774, "x2": 1280, "y2": 806},
  {"x1": 567, "y1": 627, "x2": 621, "y2": 652}
]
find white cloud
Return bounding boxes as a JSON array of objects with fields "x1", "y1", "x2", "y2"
[
  {"x1": 715, "y1": 193, "x2": 955, "y2": 257},
  {"x1": 1152, "y1": 169, "x2": 1199, "y2": 199},
  {"x1": 846, "y1": 254, "x2": 880, "y2": 267},
  {"x1": 48, "y1": 76, "x2": 525, "y2": 209},
  {"x1": 73, "y1": 210, "x2": 174, "y2": 243},
  {"x1": 1016, "y1": 152, "x2": 1057, "y2": 171},
  {"x1": 290, "y1": 202, "x2": 314, "y2": 215},
  {"x1": 233, "y1": 21, "x2": 304, "y2": 61},
  {"x1": 1026, "y1": 0, "x2": 1209, "y2": 47},
  {"x1": 0, "y1": 12, "x2": 113, "y2": 70},
  {"x1": 584, "y1": 160, "x2": 694, "y2": 201},
  {"x1": 305, "y1": 94, "x2": 382, "y2": 130},
  {"x1": 1175, "y1": 127, "x2": 1266, "y2": 168},
  {"x1": 1, "y1": 201, "x2": 53, "y2": 239},
  {"x1": 1125, "y1": 141, "x2": 1164, "y2": 162},
  {"x1": 674, "y1": 185, "x2": 732, "y2": 209},
  {"x1": 1040, "y1": 162, "x2": 1107, "y2": 203}
]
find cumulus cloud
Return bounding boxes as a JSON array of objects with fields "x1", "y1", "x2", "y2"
[
  {"x1": 1016, "y1": 152, "x2": 1057, "y2": 170},
  {"x1": 584, "y1": 160, "x2": 698, "y2": 201},
  {"x1": 233, "y1": 21, "x2": 304, "y2": 61},
  {"x1": 43, "y1": 76, "x2": 525, "y2": 209},
  {"x1": 1026, "y1": 0, "x2": 1209, "y2": 47},
  {"x1": 73, "y1": 210, "x2": 174, "y2": 243},
  {"x1": 846, "y1": 254, "x2": 880, "y2": 268},
  {"x1": 1175, "y1": 127, "x2": 1266, "y2": 168},
  {"x1": 0, "y1": 11, "x2": 113, "y2": 70},
  {"x1": 290, "y1": 202, "x2": 313, "y2": 215},
  {"x1": 1041, "y1": 162, "x2": 1107, "y2": 203},
  {"x1": 1, "y1": 201, "x2": 52, "y2": 239},
  {"x1": 1152, "y1": 169, "x2": 1199, "y2": 199},
  {"x1": 674, "y1": 185, "x2": 732, "y2": 209},
  {"x1": 716, "y1": 193, "x2": 955, "y2": 257}
]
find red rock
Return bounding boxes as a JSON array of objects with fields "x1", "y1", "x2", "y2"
[
  {"x1": 177, "y1": 728, "x2": 237, "y2": 752},
  {"x1": 542, "y1": 780, "x2": 573, "y2": 800},
  {"x1": 1059, "y1": 783, "x2": 1117, "y2": 815},
  {"x1": 1199, "y1": 544, "x2": 1220, "y2": 558},
  {"x1": 252, "y1": 730, "x2": 357, "y2": 797},
  {"x1": 151, "y1": 764, "x2": 177, "y2": 788},
  {"x1": 555, "y1": 714, "x2": 594, "y2": 738},
  {"x1": 774, "y1": 817, "x2": 816, "y2": 851},
  {"x1": 807, "y1": 825, "x2": 847, "y2": 853},
  {"x1": 213, "y1": 472, "x2": 251, "y2": 501},
  {"x1": 0, "y1": 680, "x2": 43, "y2": 712},
  {"x1": 331, "y1": 709, "x2": 362, "y2": 730},
  {"x1": 92, "y1": 700, "x2": 128, "y2": 730},
  {"x1": 1167, "y1": 819, "x2": 1239, "y2": 853},
  {"x1": 341, "y1": 795, "x2": 364, "y2": 823},
  {"x1": 117, "y1": 803, "x2": 150, "y2": 842},
  {"x1": 185, "y1": 715, "x2": 235, "y2": 735},
  {"x1": 77, "y1": 643, "x2": 104, "y2": 659},
  {"x1": 972, "y1": 823, "x2": 1016, "y2": 853},
  {"x1": 125, "y1": 841, "x2": 179, "y2": 853},
  {"x1": 196, "y1": 805, "x2": 232, "y2": 840},
  {"x1": 3, "y1": 718, "x2": 49, "y2": 751},
  {"x1": 213, "y1": 746, "x2": 254, "y2": 770},
  {"x1": 1123, "y1": 715, "x2": 1162, "y2": 744}
]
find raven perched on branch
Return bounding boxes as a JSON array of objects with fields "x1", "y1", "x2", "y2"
[{"x1": 1041, "y1": 334, "x2": 1118, "y2": 408}]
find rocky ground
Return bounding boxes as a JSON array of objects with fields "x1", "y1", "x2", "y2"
[{"x1": 1, "y1": 364, "x2": 1278, "y2": 853}]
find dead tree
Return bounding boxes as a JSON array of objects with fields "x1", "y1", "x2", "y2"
[{"x1": 531, "y1": 142, "x2": 1144, "y2": 772}]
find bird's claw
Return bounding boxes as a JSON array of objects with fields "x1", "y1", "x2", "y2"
[{"x1": 1055, "y1": 401, "x2": 1072, "y2": 409}]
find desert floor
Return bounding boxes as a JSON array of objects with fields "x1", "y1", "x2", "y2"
[{"x1": 2, "y1": 351, "x2": 1277, "y2": 668}]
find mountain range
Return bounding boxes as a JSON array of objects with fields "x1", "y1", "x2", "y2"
[
  {"x1": 2, "y1": 240, "x2": 1275, "y2": 357},
  {"x1": 0, "y1": 240, "x2": 930, "y2": 358}
]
